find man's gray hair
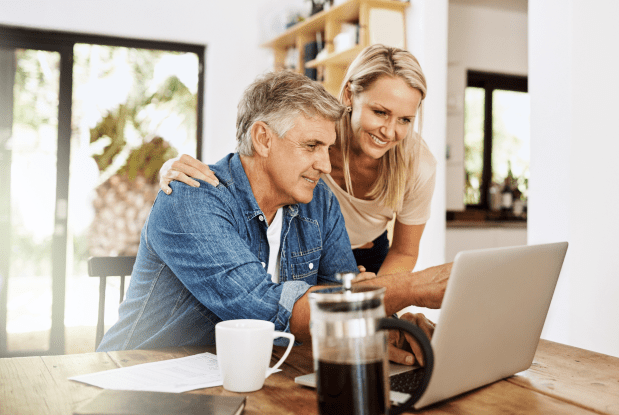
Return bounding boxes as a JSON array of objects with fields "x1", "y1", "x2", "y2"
[{"x1": 236, "y1": 71, "x2": 346, "y2": 155}]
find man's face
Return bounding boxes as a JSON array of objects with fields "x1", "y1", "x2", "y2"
[{"x1": 266, "y1": 115, "x2": 336, "y2": 206}]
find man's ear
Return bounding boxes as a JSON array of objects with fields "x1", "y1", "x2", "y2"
[{"x1": 250, "y1": 121, "x2": 272, "y2": 157}]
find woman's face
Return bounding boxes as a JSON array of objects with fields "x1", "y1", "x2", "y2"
[{"x1": 346, "y1": 75, "x2": 422, "y2": 160}]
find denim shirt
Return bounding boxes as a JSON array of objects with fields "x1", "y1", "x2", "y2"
[{"x1": 97, "y1": 153, "x2": 358, "y2": 351}]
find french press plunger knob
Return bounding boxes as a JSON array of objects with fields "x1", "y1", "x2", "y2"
[{"x1": 335, "y1": 272, "x2": 356, "y2": 291}]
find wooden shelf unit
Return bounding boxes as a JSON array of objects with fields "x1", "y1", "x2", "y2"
[{"x1": 262, "y1": 0, "x2": 409, "y2": 96}]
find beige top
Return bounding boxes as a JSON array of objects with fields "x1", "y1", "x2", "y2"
[{"x1": 323, "y1": 137, "x2": 437, "y2": 249}]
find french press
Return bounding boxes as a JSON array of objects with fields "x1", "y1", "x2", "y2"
[{"x1": 309, "y1": 273, "x2": 433, "y2": 415}]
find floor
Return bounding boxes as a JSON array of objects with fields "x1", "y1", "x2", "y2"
[
  {"x1": 8, "y1": 326, "x2": 100, "y2": 354},
  {"x1": 5, "y1": 274, "x2": 124, "y2": 355}
]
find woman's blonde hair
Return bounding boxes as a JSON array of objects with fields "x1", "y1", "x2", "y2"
[{"x1": 337, "y1": 44, "x2": 427, "y2": 210}]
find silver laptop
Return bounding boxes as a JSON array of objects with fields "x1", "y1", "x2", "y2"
[{"x1": 295, "y1": 242, "x2": 568, "y2": 409}]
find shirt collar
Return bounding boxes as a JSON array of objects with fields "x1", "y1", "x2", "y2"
[{"x1": 227, "y1": 154, "x2": 265, "y2": 222}]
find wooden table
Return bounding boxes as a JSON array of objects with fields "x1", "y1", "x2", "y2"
[{"x1": 1, "y1": 339, "x2": 618, "y2": 414}]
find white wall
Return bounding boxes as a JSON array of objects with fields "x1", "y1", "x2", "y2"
[
  {"x1": 446, "y1": 3, "x2": 528, "y2": 211},
  {"x1": 529, "y1": 0, "x2": 619, "y2": 358},
  {"x1": 0, "y1": 0, "x2": 280, "y2": 163},
  {"x1": 407, "y1": 0, "x2": 449, "y2": 272}
]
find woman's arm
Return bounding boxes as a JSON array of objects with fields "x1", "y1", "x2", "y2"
[
  {"x1": 377, "y1": 221, "x2": 425, "y2": 276},
  {"x1": 159, "y1": 154, "x2": 219, "y2": 194}
]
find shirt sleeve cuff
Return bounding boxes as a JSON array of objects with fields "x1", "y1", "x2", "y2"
[{"x1": 274, "y1": 280, "x2": 312, "y2": 346}]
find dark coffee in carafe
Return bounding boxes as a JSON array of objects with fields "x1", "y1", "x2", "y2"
[{"x1": 317, "y1": 359, "x2": 387, "y2": 415}]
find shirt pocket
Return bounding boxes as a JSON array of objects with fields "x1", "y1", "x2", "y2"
[
  {"x1": 290, "y1": 256, "x2": 320, "y2": 281},
  {"x1": 290, "y1": 216, "x2": 323, "y2": 257}
]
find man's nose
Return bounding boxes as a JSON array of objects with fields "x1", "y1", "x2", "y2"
[{"x1": 315, "y1": 147, "x2": 332, "y2": 175}]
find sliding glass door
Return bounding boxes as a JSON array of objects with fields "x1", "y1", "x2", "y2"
[{"x1": 0, "y1": 26, "x2": 205, "y2": 356}]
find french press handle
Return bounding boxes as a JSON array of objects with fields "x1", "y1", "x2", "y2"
[{"x1": 377, "y1": 318, "x2": 434, "y2": 414}]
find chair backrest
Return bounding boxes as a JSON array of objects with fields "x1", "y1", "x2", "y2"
[
  {"x1": 87, "y1": 256, "x2": 136, "y2": 350},
  {"x1": 88, "y1": 256, "x2": 136, "y2": 278}
]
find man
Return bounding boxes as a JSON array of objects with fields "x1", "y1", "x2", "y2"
[{"x1": 98, "y1": 71, "x2": 449, "y2": 366}]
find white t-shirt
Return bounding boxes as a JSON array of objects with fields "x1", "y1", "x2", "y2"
[
  {"x1": 323, "y1": 137, "x2": 437, "y2": 249},
  {"x1": 266, "y1": 207, "x2": 283, "y2": 283}
]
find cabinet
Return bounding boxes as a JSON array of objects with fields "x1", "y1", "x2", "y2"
[{"x1": 262, "y1": 0, "x2": 409, "y2": 96}]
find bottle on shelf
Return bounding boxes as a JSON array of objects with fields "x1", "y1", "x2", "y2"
[
  {"x1": 512, "y1": 185, "x2": 524, "y2": 217},
  {"x1": 501, "y1": 161, "x2": 515, "y2": 216},
  {"x1": 501, "y1": 178, "x2": 513, "y2": 214},
  {"x1": 489, "y1": 182, "x2": 502, "y2": 211}
]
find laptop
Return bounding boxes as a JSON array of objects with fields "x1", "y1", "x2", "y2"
[{"x1": 295, "y1": 242, "x2": 569, "y2": 409}]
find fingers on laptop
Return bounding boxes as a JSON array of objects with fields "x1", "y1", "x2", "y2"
[
  {"x1": 388, "y1": 326, "x2": 419, "y2": 365},
  {"x1": 395, "y1": 313, "x2": 436, "y2": 367},
  {"x1": 388, "y1": 343, "x2": 418, "y2": 366},
  {"x1": 400, "y1": 312, "x2": 436, "y2": 339}
]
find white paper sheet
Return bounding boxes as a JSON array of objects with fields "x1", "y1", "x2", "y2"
[{"x1": 70, "y1": 352, "x2": 226, "y2": 393}]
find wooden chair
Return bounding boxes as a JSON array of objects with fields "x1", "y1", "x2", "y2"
[{"x1": 87, "y1": 256, "x2": 136, "y2": 349}]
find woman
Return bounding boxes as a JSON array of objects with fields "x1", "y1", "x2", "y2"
[{"x1": 160, "y1": 44, "x2": 437, "y2": 278}]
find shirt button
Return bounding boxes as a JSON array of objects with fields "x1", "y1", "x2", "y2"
[
  {"x1": 261, "y1": 262, "x2": 266, "y2": 268},
  {"x1": 259, "y1": 215, "x2": 264, "y2": 221},
  {"x1": 309, "y1": 263, "x2": 314, "y2": 270}
]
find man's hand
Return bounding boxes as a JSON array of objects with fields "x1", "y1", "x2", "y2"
[
  {"x1": 388, "y1": 312, "x2": 435, "y2": 366},
  {"x1": 410, "y1": 262, "x2": 452, "y2": 309},
  {"x1": 352, "y1": 270, "x2": 376, "y2": 282},
  {"x1": 159, "y1": 154, "x2": 219, "y2": 194}
]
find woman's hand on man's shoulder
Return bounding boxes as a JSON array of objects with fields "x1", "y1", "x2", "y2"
[{"x1": 159, "y1": 154, "x2": 219, "y2": 194}]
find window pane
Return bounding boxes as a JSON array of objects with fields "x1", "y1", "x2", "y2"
[
  {"x1": 464, "y1": 87, "x2": 485, "y2": 205},
  {"x1": 491, "y1": 90, "x2": 530, "y2": 201},
  {"x1": 5, "y1": 49, "x2": 60, "y2": 352}
]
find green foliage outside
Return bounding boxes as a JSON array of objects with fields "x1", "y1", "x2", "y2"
[
  {"x1": 118, "y1": 137, "x2": 178, "y2": 184},
  {"x1": 83, "y1": 46, "x2": 195, "y2": 183},
  {"x1": 13, "y1": 49, "x2": 59, "y2": 131}
]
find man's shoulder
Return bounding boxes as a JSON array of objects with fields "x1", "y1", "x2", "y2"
[{"x1": 208, "y1": 153, "x2": 236, "y2": 185}]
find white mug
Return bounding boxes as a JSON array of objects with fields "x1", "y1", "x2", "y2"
[{"x1": 215, "y1": 319, "x2": 295, "y2": 392}]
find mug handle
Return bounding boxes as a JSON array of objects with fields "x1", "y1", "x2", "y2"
[
  {"x1": 266, "y1": 332, "x2": 295, "y2": 377},
  {"x1": 377, "y1": 318, "x2": 434, "y2": 415}
]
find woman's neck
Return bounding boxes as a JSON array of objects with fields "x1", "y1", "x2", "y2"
[{"x1": 330, "y1": 141, "x2": 380, "y2": 199}]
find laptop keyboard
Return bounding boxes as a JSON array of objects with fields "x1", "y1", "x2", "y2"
[{"x1": 389, "y1": 368, "x2": 424, "y2": 394}]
